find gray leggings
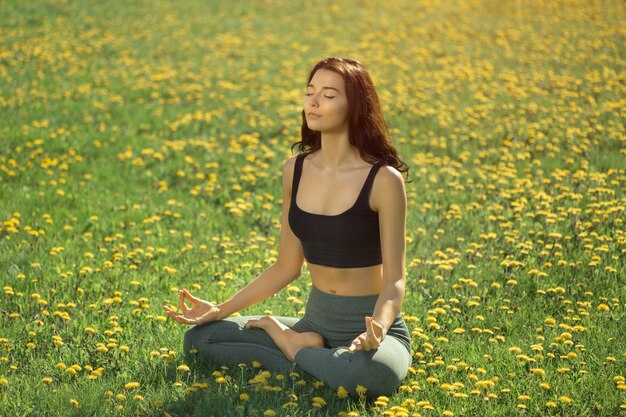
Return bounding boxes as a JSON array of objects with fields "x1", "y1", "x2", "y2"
[{"x1": 183, "y1": 285, "x2": 412, "y2": 398}]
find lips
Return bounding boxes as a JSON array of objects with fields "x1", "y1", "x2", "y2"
[{"x1": 307, "y1": 113, "x2": 321, "y2": 119}]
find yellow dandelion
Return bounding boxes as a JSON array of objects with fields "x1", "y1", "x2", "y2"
[
  {"x1": 559, "y1": 396, "x2": 573, "y2": 404},
  {"x1": 312, "y1": 396, "x2": 326, "y2": 407},
  {"x1": 376, "y1": 395, "x2": 389, "y2": 403},
  {"x1": 70, "y1": 399, "x2": 79, "y2": 408},
  {"x1": 239, "y1": 393, "x2": 249, "y2": 401},
  {"x1": 177, "y1": 364, "x2": 190, "y2": 372},
  {"x1": 263, "y1": 410, "x2": 276, "y2": 416},
  {"x1": 355, "y1": 385, "x2": 367, "y2": 396},
  {"x1": 124, "y1": 382, "x2": 140, "y2": 389},
  {"x1": 337, "y1": 385, "x2": 349, "y2": 399}
]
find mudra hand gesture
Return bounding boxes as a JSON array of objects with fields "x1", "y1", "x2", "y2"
[
  {"x1": 348, "y1": 316, "x2": 385, "y2": 352},
  {"x1": 163, "y1": 289, "x2": 220, "y2": 325}
]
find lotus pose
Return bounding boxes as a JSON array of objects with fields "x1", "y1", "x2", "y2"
[{"x1": 164, "y1": 57, "x2": 412, "y2": 398}]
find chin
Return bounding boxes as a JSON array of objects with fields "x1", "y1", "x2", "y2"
[{"x1": 306, "y1": 122, "x2": 322, "y2": 132}]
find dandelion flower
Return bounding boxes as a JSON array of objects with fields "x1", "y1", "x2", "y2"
[
  {"x1": 312, "y1": 396, "x2": 326, "y2": 407},
  {"x1": 124, "y1": 382, "x2": 140, "y2": 389}
]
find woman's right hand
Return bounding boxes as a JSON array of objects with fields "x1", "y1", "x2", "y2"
[{"x1": 163, "y1": 289, "x2": 221, "y2": 325}]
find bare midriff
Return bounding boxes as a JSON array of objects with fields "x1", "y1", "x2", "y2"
[{"x1": 308, "y1": 263, "x2": 383, "y2": 296}]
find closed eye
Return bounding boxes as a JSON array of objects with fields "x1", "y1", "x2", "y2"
[{"x1": 305, "y1": 93, "x2": 336, "y2": 99}]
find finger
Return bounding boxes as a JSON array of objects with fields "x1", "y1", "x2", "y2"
[
  {"x1": 181, "y1": 289, "x2": 198, "y2": 304},
  {"x1": 178, "y1": 291, "x2": 189, "y2": 314},
  {"x1": 162, "y1": 306, "x2": 194, "y2": 325},
  {"x1": 348, "y1": 339, "x2": 360, "y2": 352},
  {"x1": 365, "y1": 316, "x2": 375, "y2": 340},
  {"x1": 167, "y1": 312, "x2": 197, "y2": 325},
  {"x1": 365, "y1": 316, "x2": 383, "y2": 344},
  {"x1": 163, "y1": 305, "x2": 179, "y2": 316},
  {"x1": 357, "y1": 334, "x2": 371, "y2": 351}
]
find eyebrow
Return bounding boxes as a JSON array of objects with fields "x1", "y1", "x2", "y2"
[{"x1": 307, "y1": 84, "x2": 340, "y2": 93}]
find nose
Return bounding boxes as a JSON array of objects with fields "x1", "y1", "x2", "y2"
[{"x1": 306, "y1": 93, "x2": 319, "y2": 108}]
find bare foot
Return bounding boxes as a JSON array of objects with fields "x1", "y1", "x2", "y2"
[{"x1": 245, "y1": 316, "x2": 324, "y2": 362}]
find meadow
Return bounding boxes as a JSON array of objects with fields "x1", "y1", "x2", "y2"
[{"x1": 1, "y1": 0, "x2": 625, "y2": 416}]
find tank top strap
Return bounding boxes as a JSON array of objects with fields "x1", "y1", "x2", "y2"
[
  {"x1": 291, "y1": 153, "x2": 307, "y2": 201},
  {"x1": 355, "y1": 162, "x2": 385, "y2": 208}
]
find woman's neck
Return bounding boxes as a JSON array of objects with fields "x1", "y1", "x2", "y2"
[{"x1": 318, "y1": 131, "x2": 361, "y2": 169}]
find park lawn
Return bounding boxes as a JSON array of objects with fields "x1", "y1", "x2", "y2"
[{"x1": 1, "y1": 0, "x2": 625, "y2": 416}]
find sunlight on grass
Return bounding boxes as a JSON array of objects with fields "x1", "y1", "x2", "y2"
[{"x1": 1, "y1": 0, "x2": 625, "y2": 415}]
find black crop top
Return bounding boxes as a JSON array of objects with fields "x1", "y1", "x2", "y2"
[{"x1": 288, "y1": 153, "x2": 383, "y2": 268}]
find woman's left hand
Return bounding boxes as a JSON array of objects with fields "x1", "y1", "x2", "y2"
[{"x1": 348, "y1": 316, "x2": 385, "y2": 352}]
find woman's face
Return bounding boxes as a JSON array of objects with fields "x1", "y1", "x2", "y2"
[{"x1": 304, "y1": 69, "x2": 349, "y2": 134}]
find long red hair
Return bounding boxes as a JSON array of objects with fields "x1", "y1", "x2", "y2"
[{"x1": 293, "y1": 57, "x2": 409, "y2": 178}]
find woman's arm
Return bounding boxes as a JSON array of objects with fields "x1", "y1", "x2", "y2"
[
  {"x1": 214, "y1": 156, "x2": 305, "y2": 319},
  {"x1": 370, "y1": 166, "x2": 407, "y2": 335}
]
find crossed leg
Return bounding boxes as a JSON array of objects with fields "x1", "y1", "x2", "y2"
[{"x1": 183, "y1": 315, "x2": 411, "y2": 397}]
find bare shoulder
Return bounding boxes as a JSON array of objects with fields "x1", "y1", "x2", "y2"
[
  {"x1": 371, "y1": 165, "x2": 406, "y2": 210},
  {"x1": 281, "y1": 155, "x2": 300, "y2": 190},
  {"x1": 282, "y1": 155, "x2": 299, "y2": 175},
  {"x1": 376, "y1": 165, "x2": 404, "y2": 186}
]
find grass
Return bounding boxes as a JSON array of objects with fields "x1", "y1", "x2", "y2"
[{"x1": 1, "y1": 0, "x2": 625, "y2": 416}]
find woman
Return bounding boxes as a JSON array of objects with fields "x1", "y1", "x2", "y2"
[{"x1": 163, "y1": 57, "x2": 412, "y2": 398}]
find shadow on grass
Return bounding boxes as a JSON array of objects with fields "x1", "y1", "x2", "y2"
[{"x1": 154, "y1": 357, "x2": 376, "y2": 417}]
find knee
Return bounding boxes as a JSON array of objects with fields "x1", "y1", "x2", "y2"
[
  {"x1": 345, "y1": 354, "x2": 407, "y2": 398},
  {"x1": 183, "y1": 323, "x2": 216, "y2": 357},
  {"x1": 183, "y1": 326, "x2": 200, "y2": 357}
]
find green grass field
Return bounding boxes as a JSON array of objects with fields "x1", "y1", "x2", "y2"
[{"x1": 1, "y1": 0, "x2": 625, "y2": 415}]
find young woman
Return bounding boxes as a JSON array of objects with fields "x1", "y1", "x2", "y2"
[{"x1": 163, "y1": 57, "x2": 412, "y2": 398}]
